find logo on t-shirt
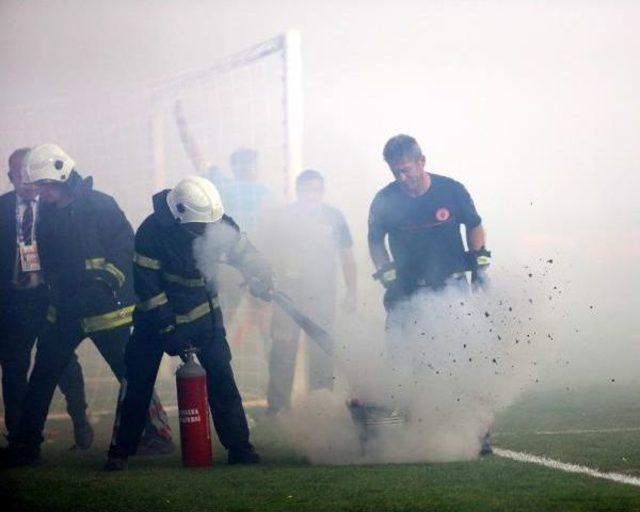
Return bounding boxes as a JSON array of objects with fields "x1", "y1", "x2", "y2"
[{"x1": 435, "y1": 207, "x2": 451, "y2": 222}]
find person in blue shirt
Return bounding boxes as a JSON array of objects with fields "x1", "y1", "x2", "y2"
[{"x1": 173, "y1": 101, "x2": 272, "y2": 233}]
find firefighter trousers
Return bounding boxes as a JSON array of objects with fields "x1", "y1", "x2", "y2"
[
  {"x1": 13, "y1": 320, "x2": 168, "y2": 448},
  {"x1": 110, "y1": 331, "x2": 251, "y2": 458},
  {"x1": 0, "y1": 287, "x2": 87, "y2": 439}
]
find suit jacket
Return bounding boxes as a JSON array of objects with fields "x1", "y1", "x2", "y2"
[{"x1": 0, "y1": 190, "x2": 18, "y2": 295}]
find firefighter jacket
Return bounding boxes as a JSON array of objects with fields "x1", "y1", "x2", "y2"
[
  {"x1": 132, "y1": 189, "x2": 268, "y2": 348},
  {"x1": 38, "y1": 171, "x2": 136, "y2": 334}
]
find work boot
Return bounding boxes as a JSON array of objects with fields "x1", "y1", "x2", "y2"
[
  {"x1": 71, "y1": 418, "x2": 94, "y2": 451},
  {"x1": 0, "y1": 443, "x2": 41, "y2": 468},
  {"x1": 104, "y1": 456, "x2": 128, "y2": 471},
  {"x1": 228, "y1": 444, "x2": 261, "y2": 465},
  {"x1": 480, "y1": 432, "x2": 493, "y2": 456},
  {"x1": 136, "y1": 432, "x2": 175, "y2": 456}
]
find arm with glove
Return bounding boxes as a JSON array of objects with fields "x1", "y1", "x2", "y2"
[
  {"x1": 89, "y1": 194, "x2": 136, "y2": 294},
  {"x1": 457, "y1": 183, "x2": 491, "y2": 292},
  {"x1": 465, "y1": 224, "x2": 491, "y2": 292},
  {"x1": 55, "y1": 195, "x2": 135, "y2": 325},
  {"x1": 368, "y1": 202, "x2": 404, "y2": 311},
  {"x1": 221, "y1": 217, "x2": 275, "y2": 302},
  {"x1": 371, "y1": 260, "x2": 405, "y2": 311}
]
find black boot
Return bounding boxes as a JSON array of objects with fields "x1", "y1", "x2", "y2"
[
  {"x1": 0, "y1": 442, "x2": 41, "y2": 468},
  {"x1": 480, "y1": 432, "x2": 493, "y2": 456},
  {"x1": 104, "y1": 455, "x2": 128, "y2": 471},
  {"x1": 71, "y1": 417, "x2": 94, "y2": 450},
  {"x1": 228, "y1": 444, "x2": 260, "y2": 465}
]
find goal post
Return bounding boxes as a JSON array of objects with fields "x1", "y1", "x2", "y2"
[
  {"x1": 149, "y1": 29, "x2": 303, "y2": 202},
  {"x1": 283, "y1": 29, "x2": 304, "y2": 203},
  {"x1": 148, "y1": 30, "x2": 304, "y2": 404}
]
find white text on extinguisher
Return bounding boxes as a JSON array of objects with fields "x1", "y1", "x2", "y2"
[{"x1": 179, "y1": 408, "x2": 201, "y2": 424}]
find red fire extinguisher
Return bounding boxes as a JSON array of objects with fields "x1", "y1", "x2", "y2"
[{"x1": 176, "y1": 348, "x2": 213, "y2": 467}]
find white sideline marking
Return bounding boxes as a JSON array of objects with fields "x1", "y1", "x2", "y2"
[
  {"x1": 498, "y1": 427, "x2": 640, "y2": 437},
  {"x1": 494, "y1": 448, "x2": 640, "y2": 488}
]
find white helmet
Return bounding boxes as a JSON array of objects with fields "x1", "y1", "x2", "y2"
[
  {"x1": 22, "y1": 143, "x2": 75, "y2": 184},
  {"x1": 166, "y1": 176, "x2": 224, "y2": 224}
]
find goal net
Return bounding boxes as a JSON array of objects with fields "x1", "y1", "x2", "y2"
[{"x1": 0, "y1": 30, "x2": 302, "y2": 421}]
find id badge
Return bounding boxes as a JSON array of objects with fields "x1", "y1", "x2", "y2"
[{"x1": 19, "y1": 243, "x2": 41, "y2": 272}]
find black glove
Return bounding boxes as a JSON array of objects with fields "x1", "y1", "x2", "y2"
[
  {"x1": 246, "y1": 259, "x2": 275, "y2": 301},
  {"x1": 372, "y1": 262, "x2": 398, "y2": 290},
  {"x1": 382, "y1": 281, "x2": 405, "y2": 312},
  {"x1": 468, "y1": 247, "x2": 491, "y2": 292},
  {"x1": 373, "y1": 262, "x2": 403, "y2": 311},
  {"x1": 249, "y1": 275, "x2": 274, "y2": 301},
  {"x1": 161, "y1": 326, "x2": 191, "y2": 357}
]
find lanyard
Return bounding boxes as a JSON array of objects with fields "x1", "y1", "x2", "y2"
[{"x1": 15, "y1": 196, "x2": 39, "y2": 245}]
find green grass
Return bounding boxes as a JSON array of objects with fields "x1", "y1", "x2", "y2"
[
  {"x1": 2, "y1": 386, "x2": 640, "y2": 512},
  {"x1": 494, "y1": 385, "x2": 640, "y2": 475}
]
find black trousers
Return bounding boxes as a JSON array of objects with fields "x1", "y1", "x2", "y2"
[
  {"x1": 110, "y1": 321, "x2": 250, "y2": 458},
  {"x1": 0, "y1": 287, "x2": 87, "y2": 439},
  {"x1": 14, "y1": 318, "x2": 132, "y2": 447}
]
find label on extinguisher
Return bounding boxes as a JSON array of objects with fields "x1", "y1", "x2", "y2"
[{"x1": 179, "y1": 408, "x2": 202, "y2": 423}]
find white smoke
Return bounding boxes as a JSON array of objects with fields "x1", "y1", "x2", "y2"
[
  {"x1": 192, "y1": 221, "x2": 240, "y2": 288},
  {"x1": 189, "y1": 208, "x2": 614, "y2": 466},
  {"x1": 277, "y1": 259, "x2": 561, "y2": 464}
]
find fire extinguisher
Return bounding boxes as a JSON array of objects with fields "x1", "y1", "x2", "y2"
[{"x1": 176, "y1": 347, "x2": 213, "y2": 467}]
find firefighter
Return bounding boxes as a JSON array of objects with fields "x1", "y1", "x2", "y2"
[
  {"x1": 367, "y1": 134, "x2": 492, "y2": 454},
  {"x1": 0, "y1": 144, "x2": 173, "y2": 467},
  {"x1": 0, "y1": 147, "x2": 91, "y2": 449},
  {"x1": 106, "y1": 176, "x2": 273, "y2": 470}
]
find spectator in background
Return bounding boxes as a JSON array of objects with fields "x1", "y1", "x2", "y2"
[
  {"x1": 173, "y1": 101, "x2": 272, "y2": 233},
  {"x1": 265, "y1": 170, "x2": 357, "y2": 415}
]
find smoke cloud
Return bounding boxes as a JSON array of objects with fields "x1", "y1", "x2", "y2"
[{"x1": 272, "y1": 260, "x2": 561, "y2": 464}]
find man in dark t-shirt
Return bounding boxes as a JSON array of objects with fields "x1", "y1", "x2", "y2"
[
  {"x1": 266, "y1": 170, "x2": 357, "y2": 414},
  {"x1": 368, "y1": 134, "x2": 493, "y2": 455},
  {"x1": 368, "y1": 134, "x2": 490, "y2": 310}
]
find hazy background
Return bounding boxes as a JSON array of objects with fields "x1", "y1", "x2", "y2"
[{"x1": 1, "y1": 0, "x2": 638, "y2": 389}]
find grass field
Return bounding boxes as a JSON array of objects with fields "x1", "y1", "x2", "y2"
[{"x1": 2, "y1": 385, "x2": 640, "y2": 512}]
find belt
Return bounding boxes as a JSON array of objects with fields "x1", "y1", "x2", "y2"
[{"x1": 414, "y1": 272, "x2": 467, "y2": 287}]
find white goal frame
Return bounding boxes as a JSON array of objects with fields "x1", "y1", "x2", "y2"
[{"x1": 149, "y1": 30, "x2": 303, "y2": 200}]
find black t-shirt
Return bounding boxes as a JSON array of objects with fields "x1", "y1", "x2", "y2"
[{"x1": 368, "y1": 173, "x2": 481, "y2": 290}]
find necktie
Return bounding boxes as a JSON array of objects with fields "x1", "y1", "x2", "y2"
[{"x1": 21, "y1": 200, "x2": 34, "y2": 245}]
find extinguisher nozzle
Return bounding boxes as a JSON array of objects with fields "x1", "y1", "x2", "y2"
[{"x1": 180, "y1": 344, "x2": 199, "y2": 363}]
